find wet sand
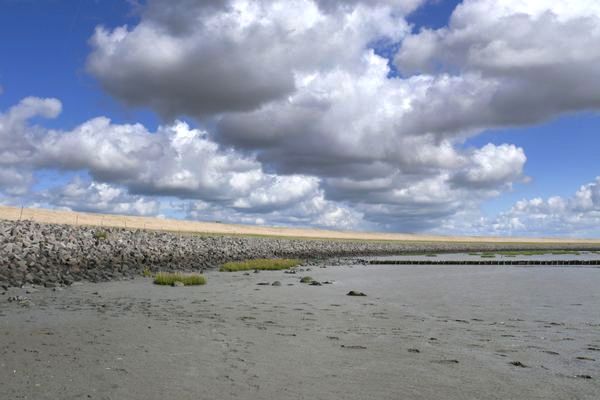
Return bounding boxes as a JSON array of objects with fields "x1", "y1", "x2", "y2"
[{"x1": 1, "y1": 263, "x2": 599, "y2": 399}]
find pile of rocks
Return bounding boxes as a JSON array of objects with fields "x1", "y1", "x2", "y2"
[{"x1": 0, "y1": 219, "x2": 596, "y2": 289}]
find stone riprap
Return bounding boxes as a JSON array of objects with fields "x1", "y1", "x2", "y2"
[{"x1": 1, "y1": 219, "x2": 599, "y2": 289}]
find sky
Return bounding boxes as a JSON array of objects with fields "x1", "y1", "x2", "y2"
[{"x1": 1, "y1": 0, "x2": 600, "y2": 238}]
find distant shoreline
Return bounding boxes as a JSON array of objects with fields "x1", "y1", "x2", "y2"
[
  {"x1": 1, "y1": 205, "x2": 598, "y2": 244},
  {"x1": 3, "y1": 217, "x2": 600, "y2": 290}
]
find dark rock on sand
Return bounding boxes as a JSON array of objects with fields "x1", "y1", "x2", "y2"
[
  {"x1": 341, "y1": 345, "x2": 367, "y2": 349},
  {"x1": 510, "y1": 361, "x2": 528, "y2": 368},
  {"x1": 347, "y1": 290, "x2": 366, "y2": 296}
]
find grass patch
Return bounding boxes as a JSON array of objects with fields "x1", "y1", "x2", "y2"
[
  {"x1": 94, "y1": 230, "x2": 108, "y2": 240},
  {"x1": 480, "y1": 254, "x2": 496, "y2": 258},
  {"x1": 220, "y1": 258, "x2": 302, "y2": 272},
  {"x1": 300, "y1": 276, "x2": 314, "y2": 283},
  {"x1": 153, "y1": 272, "x2": 206, "y2": 286},
  {"x1": 425, "y1": 254, "x2": 438, "y2": 257},
  {"x1": 142, "y1": 267, "x2": 152, "y2": 277}
]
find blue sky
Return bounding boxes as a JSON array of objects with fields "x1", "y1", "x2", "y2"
[
  {"x1": 1, "y1": 0, "x2": 600, "y2": 237},
  {"x1": 470, "y1": 113, "x2": 600, "y2": 213},
  {"x1": 0, "y1": 0, "x2": 158, "y2": 128}
]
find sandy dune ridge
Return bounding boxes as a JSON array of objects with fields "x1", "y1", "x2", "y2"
[{"x1": 1, "y1": 205, "x2": 598, "y2": 244}]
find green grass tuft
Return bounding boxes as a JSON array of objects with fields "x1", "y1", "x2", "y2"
[
  {"x1": 220, "y1": 258, "x2": 302, "y2": 272},
  {"x1": 153, "y1": 272, "x2": 206, "y2": 286},
  {"x1": 142, "y1": 267, "x2": 152, "y2": 277},
  {"x1": 94, "y1": 230, "x2": 108, "y2": 240},
  {"x1": 300, "y1": 276, "x2": 314, "y2": 283}
]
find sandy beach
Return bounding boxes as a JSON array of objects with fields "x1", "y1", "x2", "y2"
[{"x1": 1, "y1": 261, "x2": 598, "y2": 399}]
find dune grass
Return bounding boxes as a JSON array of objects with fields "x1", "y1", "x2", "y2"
[
  {"x1": 220, "y1": 258, "x2": 302, "y2": 272},
  {"x1": 153, "y1": 272, "x2": 206, "y2": 286}
]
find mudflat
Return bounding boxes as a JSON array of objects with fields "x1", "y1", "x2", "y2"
[{"x1": 1, "y1": 263, "x2": 599, "y2": 400}]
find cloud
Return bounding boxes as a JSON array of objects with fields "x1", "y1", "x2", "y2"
[
  {"x1": 0, "y1": 97, "x2": 315, "y2": 207},
  {"x1": 4, "y1": 0, "x2": 538, "y2": 232},
  {"x1": 37, "y1": 117, "x2": 321, "y2": 209},
  {"x1": 395, "y1": 0, "x2": 600, "y2": 131},
  {"x1": 432, "y1": 177, "x2": 600, "y2": 238},
  {"x1": 0, "y1": 97, "x2": 63, "y2": 194},
  {"x1": 87, "y1": 0, "x2": 412, "y2": 117},
  {"x1": 450, "y1": 144, "x2": 527, "y2": 190},
  {"x1": 0, "y1": 168, "x2": 32, "y2": 196},
  {"x1": 0, "y1": 95, "x2": 365, "y2": 229},
  {"x1": 181, "y1": 189, "x2": 367, "y2": 230},
  {"x1": 3, "y1": 93, "x2": 521, "y2": 232},
  {"x1": 490, "y1": 178, "x2": 600, "y2": 237},
  {"x1": 216, "y1": 53, "x2": 528, "y2": 228},
  {"x1": 40, "y1": 177, "x2": 161, "y2": 216}
]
